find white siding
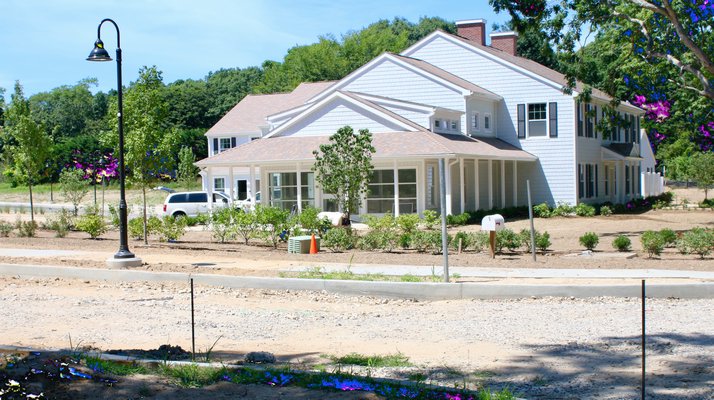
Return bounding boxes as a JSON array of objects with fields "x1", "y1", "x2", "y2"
[
  {"x1": 408, "y1": 36, "x2": 576, "y2": 205},
  {"x1": 276, "y1": 98, "x2": 409, "y2": 137},
  {"x1": 341, "y1": 59, "x2": 466, "y2": 114},
  {"x1": 380, "y1": 104, "x2": 431, "y2": 129}
]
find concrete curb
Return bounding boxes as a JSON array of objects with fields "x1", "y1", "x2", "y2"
[{"x1": 3, "y1": 263, "x2": 713, "y2": 299}]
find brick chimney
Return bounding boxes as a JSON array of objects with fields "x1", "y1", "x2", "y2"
[
  {"x1": 456, "y1": 19, "x2": 486, "y2": 46},
  {"x1": 490, "y1": 31, "x2": 519, "y2": 56}
]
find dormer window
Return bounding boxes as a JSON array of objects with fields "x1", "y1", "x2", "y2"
[
  {"x1": 484, "y1": 113, "x2": 491, "y2": 131},
  {"x1": 472, "y1": 113, "x2": 480, "y2": 131},
  {"x1": 450, "y1": 120, "x2": 458, "y2": 131}
]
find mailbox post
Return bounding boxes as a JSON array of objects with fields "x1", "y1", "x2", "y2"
[{"x1": 481, "y1": 214, "x2": 505, "y2": 258}]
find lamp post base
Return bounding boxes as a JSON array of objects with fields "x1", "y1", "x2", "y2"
[{"x1": 106, "y1": 256, "x2": 143, "y2": 269}]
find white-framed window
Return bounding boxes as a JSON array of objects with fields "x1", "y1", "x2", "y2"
[
  {"x1": 219, "y1": 138, "x2": 231, "y2": 152},
  {"x1": 268, "y1": 172, "x2": 314, "y2": 210},
  {"x1": 528, "y1": 103, "x2": 547, "y2": 137},
  {"x1": 213, "y1": 177, "x2": 226, "y2": 193},
  {"x1": 367, "y1": 169, "x2": 417, "y2": 214},
  {"x1": 472, "y1": 112, "x2": 480, "y2": 131},
  {"x1": 434, "y1": 120, "x2": 441, "y2": 129},
  {"x1": 484, "y1": 113, "x2": 492, "y2": 132},
  {"x1": 450, "y1": 120, "x2": 458, "y2": 131}
]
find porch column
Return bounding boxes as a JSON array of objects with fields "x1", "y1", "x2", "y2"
[
  {"x1": 459, "y1": 158, "x2": 465, "y2": 214},
  {"x1": 297, "y1": 163, "x2": 302, "y2": 213},
  {"x1": 393, "y1": 160, "x2": 400, "y2": 217},
  {"x1": 488, "y1": 160, "x2": 493, "y2": 210},
  {"x1": 474, "y1": 158, "x2": 480, "y2": 211},
  {"x1": 501, "y1": 160, "x2": 506, "y2": 209},
  {"x1": 512, "y1": 161, "x2": 518, "y2": 207},
  {"x1": 228, "y1": 167, "x2": 235, "y2": 201},
  {"x1": 445, "y1": 159, "x2": 453, "y2": 215},
  {"x1": 249, "y1": 164, "x2": 256, "y2": 207},
  {"x1": 206, "y1": 167, "x2": 214, "y2": 211}
]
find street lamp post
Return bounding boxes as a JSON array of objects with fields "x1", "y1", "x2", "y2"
[{"x1": 87, "y1": 18, "x2": 141, "y2": 267}]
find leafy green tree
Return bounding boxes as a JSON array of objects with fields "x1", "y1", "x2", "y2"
[
  {"x1": 205, "y1": 66, "x2": 263, "y2": 122},
  {"x1": 104, "y1": 66, "x2": 177, "y2": 244},
  {"x1": 690, "y1": 152, "x2": 714, "y2": 199},
  {"x1": 28, "y1": 79, "x2": 99, "y2": 141},
  {"x1": 177, "y1": 146, "x2": 199, "y2": 190},
  {"x1": 312, "y1": 126, "x2": 374, "y2": 219},
  {"x1": 3, "y1": 82, "x2": 51, "y2": 222},
  {"x1": 59, "y1": 168, "x2": 89, "y2": 216}
]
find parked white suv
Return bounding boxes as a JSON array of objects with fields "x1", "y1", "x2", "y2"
[{"x1": 162, "y1": 191, "x2": 231, "y2": 218}]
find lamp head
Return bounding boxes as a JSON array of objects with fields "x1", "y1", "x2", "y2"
[{"x1": 87, "y1": 39, "x2": 112, "y2": 61}]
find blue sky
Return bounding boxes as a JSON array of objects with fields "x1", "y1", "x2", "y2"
[{"x1": 0, "y1": 1, "x2": 508, "y2": 101}]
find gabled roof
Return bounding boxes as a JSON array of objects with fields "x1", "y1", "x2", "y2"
[
  {"x1": 602, "y1": 143, "x2": 642, "y2": 160},
  {"x1": 205, "y1": 81, "x2": 336, "y2": 136},
  {"x1": 308, "y1": 52, "x2": 500, "y2": 104},
  {"x1": 402, "y1": 30, "x2": 643, "y2": 111},
  {"x1": 196, "y1": 130, "x2": 536, "y2": 168},
  {"x1": 349, "y1": 92, "x2": 464, "y2": 115},
  {"x1": 263, "y1": 90, "x2": 424, "y2": 138}
]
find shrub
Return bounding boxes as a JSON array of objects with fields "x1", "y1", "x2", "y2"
[
  {"x1": 469, "y1": 231, "x2": 489, "y2": 253},
  {"x1": 410, "y1": 230, "x2": 431, "y2": 253},
  {"x1": 209, "y1": 208, "x2": 236, "y2": 243},
  {"x1": 641, "y1": 230, "x2": 665, "y2": 258},
  {"x1": 322, "y1": 227, "x2": 356, "y2": 252},
  {"x1": 359, "y1": 229, "x2": 400, "y2": 252},
  {"x1": 496, "y1": 228, "x2": 520, "y2": 253},
  {"x1": 575, "y1": 203, "x2": 596, "y2": 217},
  {"x1": 658, "y1": 228, "x2": 678, "y2": 248},
  {"x1": 551, "y1": 202, "x2": 575, "y2": 217},
  {"x1": 16, "y1": 220, "x2": 38, "y2": 238},
  {"x1": 421, "y1": 210, "x2": 439, "y2": 230},
  {"x1": 295, "y1": 206, "x2": 331, "y2": 235},
  {"x1": 446, "y1": 212, "x2": 469, "y2": 226},
  {"x1": 451, "y1": 231, "x2": 472, "y2": 251},
  {"x1": 579, "y1": 232, "x2": 599, "y2": 251},
  {"x1": 128, "y1": 217, "x2": 145, "y2": 240},
  {"x1": 107, "y1": 204, "x2": 121, "y2": 228},
  {"x1": 700, "y1": 199, "x2": 714, "y2": 208},
  {"x1": 536, "y1": 231, "x2": 552, "y2": 253},
  {"x1": 45, "y1": 209, "x2": 74, "y2": 238},
  {"x1": 410, "y1": 230, "x2": 448, "y2": 254},
  {"x1": 157, "y1": 215, "x2": 187, "y2": 242},
  {"x1": 612, "y1": 235, "x2": 632, "y2": 252},
  {"x1": 533, "y1": 203, "x2": 551, "y2": 218},
  {"x1": 599, "y1": 205, "x2": 613, "y2": 216},
  {"x1": 255, "y1": 205, "x2": 291, "y2": 249},
  {"x1": 233, "y1": 210, "x2": 258, "y2": 245},
  {"x1": 0, "y1": 221, "x2": 14, "y2": 237},
  {"x1": 518, "y1": 228, "x2": 534, "y2": 252},
  {"x1": 75, "y1": 214, "x2": 107, "y2": 239},
  {"x1": 396, "y1": 214, "x2": 421, "y2": 235},
  {"x1": 676, "y1": 228, "x2": 714, "y2": 259}
]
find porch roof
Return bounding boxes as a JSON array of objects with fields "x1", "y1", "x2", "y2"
[
  {"x1": 196, "y1": 131, "x2": 537, "y2": 168},
  {"x1": 602, "y1": 143, "x2": 642, "y2": 160}
]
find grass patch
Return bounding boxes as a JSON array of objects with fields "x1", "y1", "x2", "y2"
[
  {"x1": 329, "y1": 352, "x2": 413, "y2": 368},
  {"x1": 284, "y1": 267, "x2": 451, "y2": 283},
  {"x1": 84, "y1": 356, "x2": 149, "y2": 376},
  {"x1": 157, "y1": 363, "x2": 229, "y2": 388}
]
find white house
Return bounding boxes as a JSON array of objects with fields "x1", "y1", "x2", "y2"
[{"x1": 196, "y1": 19, "x2": 663, "y2": 217}]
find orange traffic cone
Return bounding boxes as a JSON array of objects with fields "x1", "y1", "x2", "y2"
[{"x1": 309, "y1": 234, "x2": 318, "y2": 254}]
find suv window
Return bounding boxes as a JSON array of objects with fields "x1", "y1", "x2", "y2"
[
  {"x1": 187, "y1": 193, "x2": 208, "y2": 202},
  {"x1": 168, "y1": 194, "x2": 188, "y2": 203},
  {"x1": 213, "y1": 193, "x2": 228, "y2": 203}
]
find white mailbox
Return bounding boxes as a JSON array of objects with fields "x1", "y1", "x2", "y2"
[{"x1": 481, "y1": 214, "x2": 505, "y2": 232}]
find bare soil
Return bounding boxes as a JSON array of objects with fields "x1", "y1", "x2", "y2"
[{"x1": 1, "y1": 186, "x2": 713, "y2": 399}]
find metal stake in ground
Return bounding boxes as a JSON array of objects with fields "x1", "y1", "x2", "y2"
[
  {"x1": 642, "y1": 279, "x2": 646, "y2": 400},
  {"x1": 191, "y1": 277, "x2": 196, "y2": 361},
  {"x1": 527, "y1": 180, "x2": 536, "y2": 262}
]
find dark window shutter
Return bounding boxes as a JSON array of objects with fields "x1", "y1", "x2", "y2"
[
  {"x1": 595, "y1": 165, "x2": 599, "y2": 197},
  {"x1": 578, "y1": 164, "x2": 584, "y2": 199},
  {"x1": 517, "y1": 104, "x2": 526, "y2": 138},
  {"x1": 585, "y1": 104, "x2": 592, "y2": 137},
  {"x1": 549, "y1": 102, "x2": 558, "y2": 138},
  {"x1": 213, "y1": 138, "x2": 219, "y2": 155},
  {"x1": 231, "y1": 137, "x2": 237, "y2": 147},
  {"x1": 631, "y1": 115, "x2": 636, "y2": 143},
  {"x1": 593, "y1": 106, "x2": 597, "y2": 139},
  {"x1": 636, "y1": 116, "x2": 640, "y2": 143},
  {"x1": 577, "y1": 102, "x2": 583, "y2": 137}
]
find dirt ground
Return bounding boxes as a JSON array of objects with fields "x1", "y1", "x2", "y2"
[{"x1": 1, "y1": 186, "x2": 713, "y2": 399}]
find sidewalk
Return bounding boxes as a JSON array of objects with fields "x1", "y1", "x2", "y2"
[{"x1": 1, "y1": 247, "x2": 713, "y2": 299}]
